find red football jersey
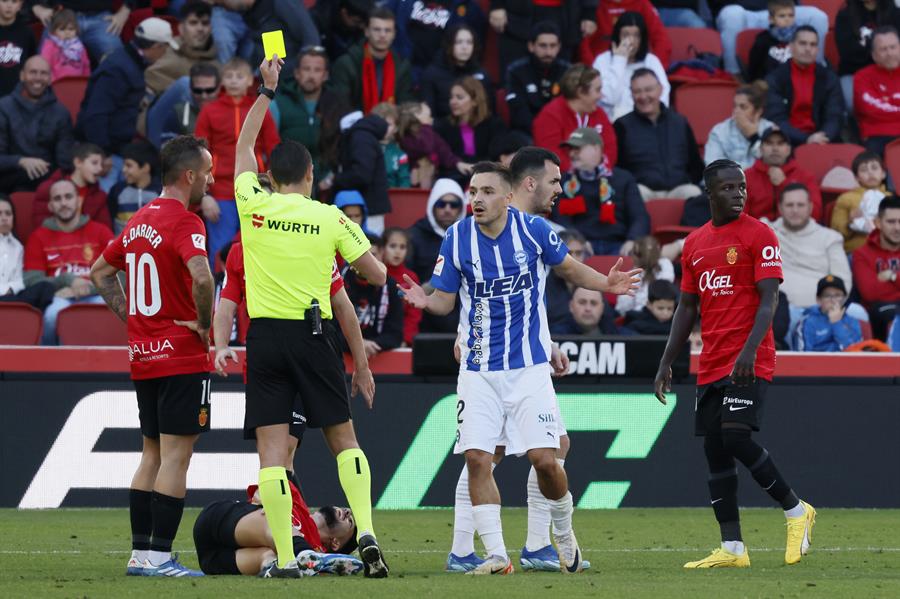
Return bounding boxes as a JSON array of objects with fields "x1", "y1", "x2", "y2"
[
  {"x1": 24, "y1": 220, "x2": 114, "y2": 279},
  {"x1": 103, "y1": 198, "x2": 211, "y2": 380},
  {"x1": 246, "y1": 481, "x2": 324, "y2": 552},
  {"x1": 680, "y1": 213, "x2": 783, "y2": 385}
]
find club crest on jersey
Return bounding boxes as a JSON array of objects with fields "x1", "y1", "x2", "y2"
[
  {"x1": 514, "y1": 250, "x2": 528, "y2": 265},
  {"x1": 252, "y1": 214, "x2": 264, "y2": 228},
  {"x1": 82, "y1": 244, "x2": 93, "y2": 262},
  {"x1": 472, "y1": 272, "x2": 534, "y2": 299},
  {"x1": 726, "y1": 247, "x2": 738, "y2": 265}
]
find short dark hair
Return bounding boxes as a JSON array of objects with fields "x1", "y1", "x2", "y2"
[
  {"x1": 529, "y1": 20, "x2": 560, "y2": 43},
  {"x1": 121, "y1": 141, "x2": 160, "y2": 176},
  {"x1": 792, "y1": 24, "x2": 818, "y2": 41},
  {"x1": 298, "y1": 45, "x2": 329, "y2": 68},
  {"x1": 269, "y1": 140, "x2": 312, "y2": 187},
  {"x1": 190, "y1": 61, "x2": 220, "y2": 85},
  {"x1": 471, "y1": 161, "x2": 514, "y2": 188},
  {"x1": 851, "y1": 150, "x2": 885, "y2": 176},
  {"x1": 878, "y1": 195, "x2": 900, "y2": 216},
  {"x1": 648, "y1": 279, "x2": 678, "y2": 303},
  {"x1": 160, "y1": 136, "x2": 208, "y2": 185},
  {"x1": 630, "y1": 67, "x2": 659, "y2": 83},
  {"x1": 0, "y1": 193, "x2": 14, "y2": 239},
  {"x1": 366, "y1": 232, "x2": 383, "y2": 248},
  {"x1": 873, "y1": 24, "x2": 899, "y2": 41},
  {"x1": 560, "y1": 229, "x2": 587, "y2": 246},
  {"x1": 488, "y1": 130, "x2": 531, "y2": 162},
  {"x1": 367, "y1": 5, "x2": 394, "y2": 25},
  {"x1": 703, "y1": 158, "x2": 742, "y2": 190},
  {"x1": 767, "y1": 0, "x2": 795, "y2": 14},
  {"x1": 72, "y1": 142, "x2": 104, "y2": 162},
  {"x1": 179, "y1": 0, "x2": 211, "y2": 20},
  {"x1": 509, "y1": 146, "x2": 560, "y2": 184},
  {"x1": 382, "y1": 226, "x2": 409, "y2": 245},
  {"x1": 780, "y1": 182, "x2": 810, "y2": 203}
]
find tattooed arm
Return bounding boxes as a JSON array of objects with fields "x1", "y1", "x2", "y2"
[
  {"x1": 89, "y1": 255, "x2": 127, "y2": 323},
  {"x1": 174, "y1": 255, "x2": 215, "y2": 350}
]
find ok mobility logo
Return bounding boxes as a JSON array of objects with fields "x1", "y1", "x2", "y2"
[{"x1": 19, "y1": 392, "x2": 675, "y2": 509}]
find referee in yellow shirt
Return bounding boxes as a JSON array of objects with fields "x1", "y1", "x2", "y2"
[{"x1": 233, "y1": 56, "x2": 389, "y2": 579}]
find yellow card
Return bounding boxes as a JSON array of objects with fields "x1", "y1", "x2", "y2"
[{"x1": 261, "y1": 30, "x2": 286, "y2": 61}]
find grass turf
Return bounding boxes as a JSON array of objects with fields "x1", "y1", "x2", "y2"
[{"x1": 1, "y1": 508, "x2": 899, "y2": 598}]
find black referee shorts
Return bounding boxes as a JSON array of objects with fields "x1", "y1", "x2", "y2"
[
  {"x1": 244, "y1": 318, "x2": 350, "y2": 438},
  {"x1": 193, "y1": 500, "x2": 259, "y2": 575},
  {"x1": 695, "y1": 377, "x2": 770, "y2": 436},
  {"x1": 133, "y1": 372, "x2": 211, "y2": 438}
]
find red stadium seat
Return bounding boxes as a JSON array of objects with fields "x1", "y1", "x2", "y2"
[
  {"x1": 56, "y1": 304, "x2": 128, "y2": 346},
  {"x1": 736, "y1": 28, "x2": 764, "y2": 75},
  {"x1": 585, "y1": 255, "x2": 634, "y2": 273},
  {"x1": 10, "y1": 191, "x2": 35, "y2": 241},
  {"x1": 646, "y1": 198, "x2": 686, "y2": 229},
  {"x1": 667, "y1": 27, "x2": 723, "y2": 63},
  {"x1": 822, "y1": 199, "x2": 836, "y2": 227},
  {"x1": 860, "y1": 320, "x2": 872, "y2": 341},
  {"x1": 884, "y1": 138, "x2": 900, "y2": 191},
  {"x1": 483, "y1": 21, "x2": 500, "y2": 85},
  {"x1": 803, "y1": 0, "x2": 842, "y2": 29},
  {"x1": 0, "y1": 302, "x2": 43, "y2": 345},
  {"x1": 825, "y1": 30, "x2": 840, "y2": 71},
  {"x1": 51, "y1": 76, "x2": 89, "y2": 123},
  {"x1": 495, "y1": 88, "x2": 510, "y2": 126},
  {"x1": 673, "y1": 80, "x2": 738, "y2": 146},
  {"x1": 793, "y1": 143, "x2": 865, "y2": 186},
  {"x1": 384, "y1": 188, "x2": 430, "y2": 230}
]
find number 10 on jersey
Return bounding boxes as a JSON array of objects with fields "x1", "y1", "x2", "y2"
[{"x1": 125, "y1": 253, "x2": 162, "y2": 316}]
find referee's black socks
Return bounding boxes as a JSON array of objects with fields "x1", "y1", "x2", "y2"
[
  {"x1": 721, "y1": 428, "x2": 800, "y2": 510},
  {"x1": 148, "y1": 491, "x2": 185, "y2": 565}
]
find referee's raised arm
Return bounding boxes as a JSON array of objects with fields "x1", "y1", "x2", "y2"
[{"x1": 235, "y1": 56, "x2": 283, "y2": 178}]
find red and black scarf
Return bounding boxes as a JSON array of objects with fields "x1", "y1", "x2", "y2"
[{"x1": 362, "y1": 42, "x2": 396, "y2": 113}]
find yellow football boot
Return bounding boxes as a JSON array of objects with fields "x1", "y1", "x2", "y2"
[
  {"x1": 684, "y1": 547, "x2": 750, "y2": 569},
  {"x1": 785, "y1": 501, "x2": 817, "y2": 565}
]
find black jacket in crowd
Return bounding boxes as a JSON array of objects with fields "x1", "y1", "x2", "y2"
[
  {"x1": 244, "y1": 0, "x2": 320, "y2": 71},
  {"x1": 504, "y1": 54, "x2": 569, "y2": 134},
  {"x1": 420, "y1": 53, "x2": 493, "y2": 121},
  {"x1": 764, "y1": 61, "x2": 844, "y2": 145},
  {"x1": 623, "y1": 307, "x2": 672, "y2": 335},
  {"x1": 834, "y1": 5, "x2": 900, "y2": 76},
  {"x1": 406, "y1": 216, "x2": 460, "y2": 333},
  {"x1": 613, "y1": 106, "x2": 704, "y2": 191},
  {"x1": 0, "y1": 18, "x2": 37, "y2": 97},
  {"x1": 0, "y1": 83, "x2": 74, "y2": 181},
  {"x1": 309, "y1": 0, "x2": 367, "y2": 62},
  {"x1": 333, "y1": 114, "x2": 391, "y2": 216},
  {"x1": 434, "y1": 115, "x2": 507, "y2": 164},
  {"x1": 338, "y1": 268, "x2": 405, "y2": 352},
  {"x1": 489, "y1": 0, "x2": 596, "y2": 45},
  {"x1": 747, "y1": 30, "x2": 791, "y2": 82}
]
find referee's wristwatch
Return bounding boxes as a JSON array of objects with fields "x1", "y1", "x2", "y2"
[{"x1": 257, "y1": 84, "x2": 275, "y2": 100}]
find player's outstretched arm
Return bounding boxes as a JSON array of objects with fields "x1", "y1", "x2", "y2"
[
  {"x1": 348, "y1": 251, "x2": 387, "y2": 286},
  {"x1": 235, "y1": 55, "x2": 283, "y2": 177},
  {"x1": 331, "y1": 286, "x2": 375, "y2": 409},
  {"x1": 399, "y1": 274, "x2": 456, "y2": 315},
  {"x1": 212, "y1": 297, "x2": 239, "y2": 376},
  {"x1": 90, "y1": 256, "x2": 127, "y2": 323},
  {"x1": 553, "y1": 255, "x2": 642, "y2": 295},
  {"x1": 731, "y1": 278, "x2": 780, "y2": 387},
  {"x1": 654, "y1": 292, "x2": 699, "y2": 404}
]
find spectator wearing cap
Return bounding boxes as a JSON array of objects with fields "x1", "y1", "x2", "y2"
[
  {"x1": 764, "y1": 26, "x2": 843, "y2": 147},
  {"x1": 76, "y1": 17, "x2": 175, "y2": 169},
  {"x1": 311, "y1": 0, "x2": 372, "y2": 62},
  {"x1": 157, "y1": 62, "x2": 221, "y2": 146},
  {"x1": 552, "y1": 127, "x2": 648, "y2": 256},
  {"x1": 793, "y1": 275, "x2": 863, "y2": 351},
  {"x1": 614, "y1": 68, "x2": 703, "y2": 201},
  {"x1": 852, "y1": 195, "x2": 900, "y2": 339},
  {"x1": 504, "y1": 21, "x2": 570, "y2": 135},
  {"x1": 31, "y1": 0, "x2": 131, "y2": 63},
  {"x1": 0, "y1": 55, "x2": 74, "y2": 193},
  {"x1": 853, "y1": 26, "x2": 900, "y2": 156},
  {"x1": 144, "y1": 2, "x2": 218, "y2": 96},
  {"x1": 744, "y1": 127, "x2": 821, "y2": 221},
  {"x1": 420, "y1": 23, "x2": 493, "y2": 121}
]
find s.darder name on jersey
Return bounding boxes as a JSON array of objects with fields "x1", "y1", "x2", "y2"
[
  {"x1": 122, "y1": 224, "x2": 163, "y2": 249},
  {"x1": 472, "y1": 272, "x2": 534, "y2": 299}
]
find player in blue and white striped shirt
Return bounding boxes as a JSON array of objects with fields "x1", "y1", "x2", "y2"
[{"x1": 402, "y1": 162, "x2": 641, "y2": 575}]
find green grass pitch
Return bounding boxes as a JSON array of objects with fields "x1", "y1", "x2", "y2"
[{"x1": 2, "y1": 508, "x2": 899, "y2": 598}]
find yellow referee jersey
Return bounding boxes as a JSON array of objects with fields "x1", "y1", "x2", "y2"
[{"x1": 234, "y1": 171, "x2": 370, "y2": 320}]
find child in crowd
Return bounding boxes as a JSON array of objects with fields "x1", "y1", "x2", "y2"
[
  {"x1": 0, "y1": 0, "x2": 36, "y2": 97},
  {"x1": 33, "y1": 142, "x2": 110, "y2": 228},
  {"x1": 334, "y1": 190, "x2": 371, "y2": 235},
  {"x1": 615, "y1": 235, "x2": 675, "y2": 316},
  {"x1": 107, "y1": 141, "x2": 161, "y2": 233},
  {"x1": 195, "y1": 57, "x2": 280, "y2": 261},
  {"x1": 793, "y1": 275, "x2": 862, "y2": 351},
  {"x1": 623, "y1": 279, "x2": 678, "y2": 335},
  {"x1": 371, "y1": 103, "x2": 411, "y2": 188},
  {"x1": 747, "y1": 0, "x2": 797, "y2": 82},
  {"x1": 831, "y1": 151, "x2": 890, "y2": 253},
  {"x1": 39, "y1": 9, "x2": 90, "y2": 82},
  {"x1": 381, "y1": 227, "x2": 421, "y2": 346},
  {"x1": 397, "y1": 101, "x2": 470, "y2": 188}
]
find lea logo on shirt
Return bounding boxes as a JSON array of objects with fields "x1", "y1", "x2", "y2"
[{"x1": 472, "y1": 272, "x2": 534, "y2": 299}]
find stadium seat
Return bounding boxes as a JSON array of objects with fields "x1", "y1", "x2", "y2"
[
  {"x1": 495, "y1": 88, "x2": 510, "y2": 126},
  {"x1": 668, "y1": 27, "x2": 723, "y2": 63},
  {"x1": 56, "y1": 304, "x2": 128, "y2": 346},
  {"x1": 646, "y1": 198, "x2": 696, "y2": 244},
  {"x1": 585, "y1": 254, "x2": 634, "y2": 274},
  {"x1": 383, "y1": 188, "x2": 429, "y2": 229},
  {"x1": 860, "y1": 319, "x2": 872, "y2": 341},
  {"x1": 736, "y1": 28, "x2": 764, "y2": 75},
  {"x1": 51, "y1": 77, "x2": 89, "y2": 123},
  {"x1": 673, "y1": 81, "x2": 738, "y2": 146},
  {"x1": 10, "y1": 191, "x2": 34, "y2": 240},
  {"x1": 0, "y1": 302, "x2": 43, "y2": 345},
  {"x1": 482, "y1": 19, "x2": 500, "y2": 85},
  {"x1": 803, "y1": 0, "x2": 842, "y2": 29},
  {"x1": 884, "y1": 138, "x2": 900, "y2": 190},
  {"x1": 825, "y1": 31, "x2": 840, "y2": 71},
  {"x1": 823, "y1": 199, "x2": 836, "y2": 227},
  {"x1": 794, "y1": 143, "x2": 866, "y2": 186}
]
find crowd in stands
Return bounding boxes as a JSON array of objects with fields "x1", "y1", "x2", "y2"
[{"x1": 0, "y1": 0, "x2": 899, "y2": 352}]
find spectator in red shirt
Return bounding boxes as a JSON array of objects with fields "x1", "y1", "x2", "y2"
[
  {"x1": 532, "y1": 64, "x2": 617, "y2": 173},
  {"x1": 380, "y1": 227, "x2": 421, "y2": 346},
  {"x1": 764, "y1": 26, "x2": 843, "y2": 147},
  {"x1": 23, "y1": 178, "x2": 113, "y2": 344},
  {"x1": 579, "y1": 0, "x2": 671, "y2": 68},
  {"x1": 744, "y1": 128, "x2": 821, "y2": 221},
  {"x1": 852, "y1": 195, "x2": 900, "y2": 339},
  {"x1": 853, "y1": 26, "x2": 900, "y2": 156},
  {"x1": 33, "y1": 142, "x2": 110, "y2": 229}
]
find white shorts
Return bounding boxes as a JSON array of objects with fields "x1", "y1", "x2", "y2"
[
  {"x1": 455, "y1": 362, "x2": 561, "y2": 456},
  {"x1": 497, "y1": 395, "x2": 567, "y2": 456}
]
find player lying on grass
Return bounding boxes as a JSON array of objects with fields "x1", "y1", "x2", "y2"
[{"x1": 193, "y1": 480, "x2": 362, "y2": 577}]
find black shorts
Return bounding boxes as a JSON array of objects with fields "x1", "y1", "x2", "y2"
[
  {"x1": 193, "y1": 500, "x2": 259, "y2": 575},
  {"x1": 244, "y1": 318, "x2": 350, "y2": 438},
  {"x1": 133, "y1": 372, "x2": 211, "y2": 438},
  {"x1": 244, "y1": 397, "x2": 307, "y2": 442},
  {"x1": 695, "y1": 377, "x2": 769, "y2": 436}
]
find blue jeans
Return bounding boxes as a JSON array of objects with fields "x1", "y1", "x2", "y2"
[
  {"x1": 147, "y1": 77, "x2": 191, "y2": 148},
  {"x1": 212, "y1": 7, "x2": 253, "y2": 63},
  {"x1": 42, "y1": 294, "x2": 107, "y2": 345},
  {"x1": 76, "y1": 11, "x2": 124, "y2": 61},
  {"x1": 657, "y1": 8, "x2": 707, "y2": 28},
  {"x1": 205, "y1": 200, "x2": 240, "y2": 267},
  {"x1": 840, "y1": 75, "x2": 854, "y2": 112},
  {"x1": 717, "y1": 5, "x2": 827, "y2": 74}
]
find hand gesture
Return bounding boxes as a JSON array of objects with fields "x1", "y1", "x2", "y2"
[
  {"x1": 33, "y1": 5, "x2": 53, "y2": 27},
  {"x1": 175, "y1": 319, "x2": 210, "y2": 350},
  {"x1": 104, "y1": 6, "x2": 130, "y2": 36},
  {"x1": 363, "y1": 339, "x2": 381, "y2": 358},
  {"x1": 768, "y1": 166, "x2": 786, "y2": 187},
  {"x1": 19, "y1": 157, "x2": 50, "y2": 180},
  {"x1": 550, "y1": 342, "x2": 570, "y2": 377},
  {"x1": 260, "y1": 55, "x2": 284, "y2": 91},
  {"x1": 733, "y1": 109, "x2": 757, "y2": 139},
  {"x1": 201, "y1": 194, "x2": 220, "y2": 223},
  {"x1": 70, "y1": 277, "x2": 93, "y2": 298},
  {"x1": 351, "y1": 365, "x2": 375, "y2": 409},
  {"x1": 653, "y1": 365, "x2": 671, "y2": 404},
  {"x1": 399, "y1": 274, "x2": 428, "y2": 309},
  {"x1": 214, "y1": 347, "x2": 238, "y2": 376},
  {"x1": 730, "y1": 347, "x2": 756, "y2": 387},
  {"x1": 606, "y1": 257, "x2": 642, "y2": 296}
]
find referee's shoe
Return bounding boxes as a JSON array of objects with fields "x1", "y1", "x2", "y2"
[{"x1": 359, "y1": 534, "x2": 389, "y2": 578}]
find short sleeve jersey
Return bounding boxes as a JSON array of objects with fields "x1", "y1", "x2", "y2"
[
  {"x1": 246, "y1": 481, "x2": 324, "y2": 552},
  {"x1": 680, "y1": 213, "x2": 784, "y2": 385},
  {"x1": 102, "y1": 198, "x2": 210, "y2": 380},
  {"x1": 234, "y1": 172, "x2": 368, "y2": 320},
  {"x1": 24, "y1": 220, "x2": 114, "y2": 278},
  {"x1": 430, "y1": 207, "x2": 568, "y2": 372}
]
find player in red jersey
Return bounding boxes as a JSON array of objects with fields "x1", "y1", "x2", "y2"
[
  {"x1": 654, "y1": 159, "x2": 816, "y2": 569},
  {"x1": 90, "y1": 136, "x2": 216, "y2": 578}
]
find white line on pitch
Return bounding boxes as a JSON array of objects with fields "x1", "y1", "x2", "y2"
[{"x1": 2, "y1": 547, "x2": 899, "y2": 555}]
